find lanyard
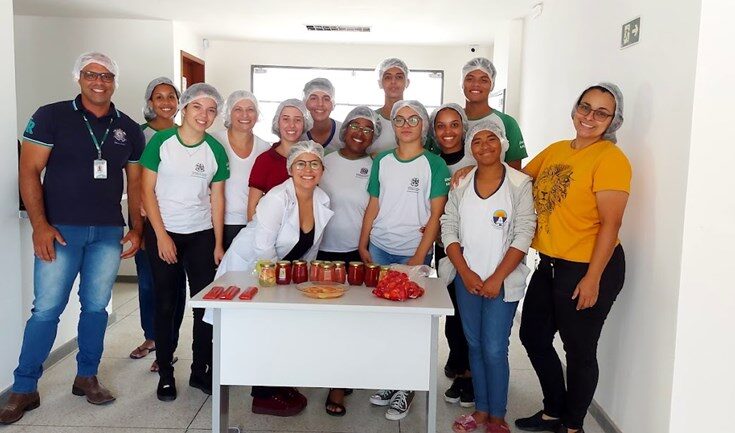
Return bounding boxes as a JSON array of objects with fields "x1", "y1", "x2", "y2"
[{"x1": 82, "y1": 114, "x2": 113, "y2": 159}]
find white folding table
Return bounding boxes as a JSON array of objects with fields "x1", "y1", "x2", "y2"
[{"x1": 190, "y1": 272, "x2": 454, "y2": 433}]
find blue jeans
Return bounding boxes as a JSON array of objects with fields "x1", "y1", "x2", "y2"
[
  {"x1": 368, "y1": 242, "x2": 432, "y2": 266},
  {"x1": 134, "y1": 249, "x2": 155, "y2": 340},
  {"x1": 454, "y1": 275, "x2": 518, "y2": 417},
  {"x1": 13, "y1": 225, "x2": 123, "y2": 393}
]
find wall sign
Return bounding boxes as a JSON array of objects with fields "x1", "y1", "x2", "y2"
[{"x1": 621, "y1": 17, "x2": 641, "y2": 48}]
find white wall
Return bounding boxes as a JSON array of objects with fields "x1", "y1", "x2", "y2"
[
  {"x1": 14, "y1": 15, "x2": 175, "y2": 135},
  {"x1": 518, "y1": 0, "x2": 702, "y2": 431},
  {"x1": 205, "y1": 39, "x2": 493, "y2": 120},
  {"x1": 670, "y1": 1, "x2": 735, "y2": 431},
  {"x1": 0, "y1": 0, "x2": 24, "y2": 392},
  {"x1": 492, "y1": 19, "x2": 524, "y2": 118}
]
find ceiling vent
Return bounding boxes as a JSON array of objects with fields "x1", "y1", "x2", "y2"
[{"x1": 305, "y1": 25, "x2": 371, "y2": 32}]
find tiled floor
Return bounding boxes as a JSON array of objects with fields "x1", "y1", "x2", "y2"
[{"x1": 0, "y1": 282, "x2": 606, "y2": 433}]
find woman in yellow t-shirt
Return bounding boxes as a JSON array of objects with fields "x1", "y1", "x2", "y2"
[{"x1": 515, "y1": 83, "x2": 631, "y2": 433}]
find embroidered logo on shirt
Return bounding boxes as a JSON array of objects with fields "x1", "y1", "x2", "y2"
[
  {"x1": 492, "y1": 209, "x2": 508, "y2": 228},
  {"x1": 25, "y1": 118, "x2": 35, "y2": 135},
  {"x1": 356, "y1": 167, "x2": 369, "y2": 179},
  {"x1": 407, "y1": 177, "x2": 420, "y2": 193},
  {"x1": 112, "y1": 128, "x2": 127, "y2": 145},
  {"x1": 191, "y1": 162, "x2": 207, "y2": 179}
]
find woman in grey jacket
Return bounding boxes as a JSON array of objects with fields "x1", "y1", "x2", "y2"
[{"x1": 441, "y1": 120, "x2": 536, "y2": 433}]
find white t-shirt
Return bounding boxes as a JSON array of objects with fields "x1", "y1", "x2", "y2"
[
  {"x1": 367, "y1": 150, "x2": 450, "y2": 256},
  {"x1": 367, "y1": 113, "x2": 396, "y2": 155},
  {"x1": 459, "y1": 171, "x2": 513, "y2": 279},
  {"x1": 213, "y1": 130, "x2": 270, "y2": 225},
  {"x1": 319, "y1": 151, "x2": 372, "y2": 252},
  {"x1": 307, "y1": 119, "x2": 343, "y2": 154},
  {"x1": 140, "y1": 128, "x2": 230, "y2": 234}
]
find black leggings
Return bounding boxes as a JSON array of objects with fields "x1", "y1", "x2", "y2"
[
  {"x1": 519, "y1": 245, "x2": 625, "y2": 429},
  {"x1": 223, "y1": 224, "x2": 246, "y2": 251},
  {"x1": 144, "y1": 223, "x2": 216, "y2": 380},
  {"x1": 435, "y1": 244, "x2": 470, "y2": 374}
]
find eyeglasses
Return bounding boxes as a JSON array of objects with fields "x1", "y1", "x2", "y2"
[
  {"x1": 348, "y1": 123, "x2": 374, "y2": 135},
  {"x1": 392, "y1": 115, "x2": 421, "y2": 128},
  {"x1": 292, "y1": 160, "x2": 323, "y2": 171},
  {"x1": 81, "y1": 70, "x2": 116, "y2": 83},
  {"x1": 576, "y1": 103, "x2": 614, "y2": 122}
]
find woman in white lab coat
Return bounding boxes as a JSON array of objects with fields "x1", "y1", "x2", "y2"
[{"x1": 215, "y1": 140, "x2": 333, "y2": 417}]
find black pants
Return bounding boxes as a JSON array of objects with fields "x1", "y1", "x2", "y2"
[
  {"x1": 223, "y1": 224, "x2": 246, "y2": 251},
  {"x1": 316, "y1": 249, "x2": 362, "y2": 263},
  {"x1": 144, "y1": 223, "x2": 216, "y2": 381},
  {"x1": 519, "y1": 245, "x2": 625, "y2": 429},
  {"x1": 435, "y1": 244, "x2": 470, "y2": 374}
]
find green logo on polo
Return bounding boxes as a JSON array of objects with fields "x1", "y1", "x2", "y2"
[{"x1": 25, "y1": 118, "x2": 35, "y2": 135}]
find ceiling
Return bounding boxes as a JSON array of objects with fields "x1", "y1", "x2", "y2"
[{"x1": 13, "y1": 0, "x2": 536, "y2": 45}]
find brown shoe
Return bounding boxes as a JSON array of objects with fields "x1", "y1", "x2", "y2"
[
  {"x1": 71, "y1": 375, "x2": 115, "y2": 405},
  {"x1": 0, "y1": 391, "x2": 40, "y2": 424}
]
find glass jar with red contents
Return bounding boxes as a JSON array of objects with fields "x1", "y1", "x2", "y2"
[
  {"x1": 292, "y1": 260, "x2": 308, "y2": 284},
  {"x1": 364, "y1": 263, "x2": 380, "y2": 287},
  {"x1": 378, "y1": 265, "x2": 391, "y2": 283},
  {"x1": 347, "y1": 261, "x2": 365, "y2": 286},
  {"x1": 320, "y1": 263, "x2": 334, "y2": 282},
  {"x1": 276, "y1": 260, "x2": 292, "y2": 285},
  {"x1": 332, "y1": 261, "x2": 346, "y2": 284},
  {"x1": 309, "y1": 260, "x2": 322, "y2": 281}
]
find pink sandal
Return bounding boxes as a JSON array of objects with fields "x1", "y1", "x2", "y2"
[
  {"x1": 485, "y1": 422, "x2": 510, "y2": 433},
  {"x1": 452, "y1": 414, "x2": 485, "y2": 433}
]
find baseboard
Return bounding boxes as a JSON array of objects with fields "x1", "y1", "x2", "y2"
[
  {"x1": 115, "y1": 275, "x2": 137, "y2": 284},
  {"x1": 0, "y1": 312, "x2": 119, "y2": 400}
]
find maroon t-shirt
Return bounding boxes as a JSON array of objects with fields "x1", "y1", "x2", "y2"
[{"x1": 248, "y1": 142, "x2": 289, "y2": 193}]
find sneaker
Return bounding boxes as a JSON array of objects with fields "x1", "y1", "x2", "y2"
[
  {"x1": 444, "y1": 378, "x2": 463, "y2": 404},
  {"x1": 459, "y1": 378, "x2": 475, "y2": 408},
  {"x1": 252, "y1": 394, "x2": 304, "y2": 417},
  {"x1": 369, "y1": 389, "x2": 397, "y2": 406},
  {"x1": 385, "y1": 390, "x2": 414, "y2": 421}
]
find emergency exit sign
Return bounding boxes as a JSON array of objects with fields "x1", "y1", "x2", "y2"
[{"x1": 621, "y1": 17, "x2": 641, "y2": 48}]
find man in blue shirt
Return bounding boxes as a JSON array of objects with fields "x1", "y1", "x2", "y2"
[{"x1": 0, "y1": 52, "x2": 145, "y2": 425}]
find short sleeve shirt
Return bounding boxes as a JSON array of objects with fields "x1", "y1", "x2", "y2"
[
  {"x1": 525, "y1": 139, "x2": 632, "y2": 262},
  {"x1": 319, "y1": 151, "x2": 373, "y2": 253},
  {"x1": 307, "y1": 119, "x2": 343, "y2": 154},
  {"x1": 466, "y1": 110, "x2": 528, "y2": 163},
  {"x1": 140, "y1": 128, "x2": 230, "y2": 234},
  {"x1": 22, "y1": 94, "x2": 145, "y2": 226},
  {"x1": 367, "y1": 149, "x2": 450, "y2": 256},
  {"x1": 366, "y1": 113, "x2": 396, "y2": 155},
  {"x1": 248, "y1": 142, "x2": 289, "y2": 194}
]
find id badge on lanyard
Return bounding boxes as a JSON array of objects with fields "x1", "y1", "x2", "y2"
[{"x1": 83, "y1": 114, "x2": 113, "y2": 180}]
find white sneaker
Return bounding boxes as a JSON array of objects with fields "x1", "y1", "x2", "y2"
[
  {"x1": 385, "y1": 390, "x2": 414, "y2": 421},
  {"x1": 369, "y1": 389, "x2": 397, "y2": 406}
]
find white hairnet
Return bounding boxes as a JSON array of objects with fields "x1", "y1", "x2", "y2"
[
  {"x1": 271, "y1": 98, "x2": 313, "y2": 137},
  {"x1": 143, "y1": 77, "x2": 179, "y2": 121},
  {"x1": 286, "y1": 140, "x2": 325, "y2": 175},
  {"x1": 376, "y1": 58, "x2": 410, "y2": 89},
  {"x1": 390, "y1": 100, "x2": 430, "y2": 141},
  {"x1": 429, "y1": 103, "x2": 469, "y2": 141},
  {"x1": 72, "y1": 52, "x2": 119, "y2": 88},
  {"x1": 466, "y1": 120, "x2": 509, "y2": 162},
  {"x1": 572, "y1": 82, "x2": 625, "y2": 143},
  {"x1": 461, "y1": 57, "x2": 497, "y2": 91},
  {"x1": 303, "y1": 78, "x2": 335, "y2": 102},
  {"x1": 224, "y1": 90, "x2": 260, "y2": 129},
  {"x1": 339, "y1": 105, "x2": 382, "y2": 142},
  {"x1": 178, "y1": 83, "x2": 223, "y2": 115}
]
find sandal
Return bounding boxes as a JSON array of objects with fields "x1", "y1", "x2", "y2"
[
  {"x1": 150, "y1": 356, "x2": 178, "y2": 372},
  {"x1": 129, "y1": 343, "x2": 156, "y2": 359},
  {"x1": 325, "y1": 388, "x2": 346, "y2": 417},
  {"x1": 453, "y1": 413, "x2": 485, "y2": 433}
]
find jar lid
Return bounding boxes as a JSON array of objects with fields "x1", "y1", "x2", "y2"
[
  {"x1": 262, "y1": 263, "x2": 275, "y2": 269},
  {"x1": 321, "y1": 263, "x2": 334, "y2": 269},
  {"x1": 365, "y1": 263, "x2": 379, "y2": 269},
  {"x1": 380, "y1": 265, "x2": 391, "y2": 270},
  {"x1": 332, "y1": 261, "x2": 345, "y2": 267},
  {"x1": 349, "y1": 261, "x2": 364, "y2": 267},
  {"x1": 310, "y1": 260, "x2": 322, "y2": 265},
  {"x1": 293, "y1": 260, "x2": 307, "y2": 265},
  {"x1": 277, "y1": 260, "x2": 291, "y2": 265}
]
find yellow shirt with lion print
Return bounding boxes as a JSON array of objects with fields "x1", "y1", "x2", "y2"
[{"x1": 524, "y1": 139, "x2": 631, "y2": 262}]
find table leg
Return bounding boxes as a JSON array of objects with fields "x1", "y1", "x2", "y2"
[
  {"x1": 212, "y1": 309, "x2": 230, "y2": 433},
  {"x1": 427, "y1": 315, "x2": 439, "y2": 433}
]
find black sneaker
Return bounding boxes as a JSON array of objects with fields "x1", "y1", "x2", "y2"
[
  {"x1": 556, "y1": 426, "x2": 584, "y2": 433},
  {"x1": 515, "y1": 410, "x2": 562, "y2": 432},
  {"x1": 459, "y1": 378, "x2": 474, "y2": 407},
  {"x1": 443, "y1": 378, "x2": 463, "y2": 403},
  {"x1": 157, "y1": 377, "x2": 177, "y2": 402},
  {"x1": 189, "y1": 374, "x2": 212, "y2": 395}
]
